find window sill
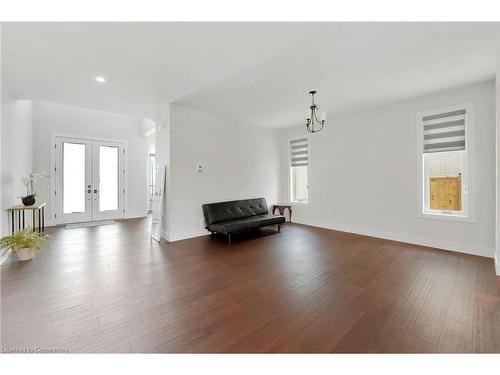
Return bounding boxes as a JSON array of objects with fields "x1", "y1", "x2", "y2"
[
  {"x1": 291, "y1": 201, "x2": 309, "y2": 206},
  {"x1": 418, "y1": 211, "x2": 475, "y2": 223}
]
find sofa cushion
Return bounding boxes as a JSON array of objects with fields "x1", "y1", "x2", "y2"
[
  {"x1": 202, "y1": 198, "x2": 270, "y2": 225},
  {"x1": 207, "y1": 214, "x2": 285, "y2": 235}
]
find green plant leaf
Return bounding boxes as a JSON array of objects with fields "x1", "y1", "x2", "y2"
[{"x1": 0, "y1": 229, "x2": 47, "y2": 256}]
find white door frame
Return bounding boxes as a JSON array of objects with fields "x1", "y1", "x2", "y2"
[{"x1": 51, "y1": 133, "x2": 128, "y2": 225}]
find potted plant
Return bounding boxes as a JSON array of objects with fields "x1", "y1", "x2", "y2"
[
  {"x1": 0, "y1": 229, "x2": 47, "y2": 261},
  {"x1": 19, "y1": 172, "x2": 49, "y2": 206}
]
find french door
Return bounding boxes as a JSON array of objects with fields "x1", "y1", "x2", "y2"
[{"x1": 54, "y1": 136, "x2": 124, "y2": 224}]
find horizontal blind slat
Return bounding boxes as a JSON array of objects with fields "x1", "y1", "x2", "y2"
[
  {"x1": 290, "y1": 138, "x2": 309, "y2": 166},
  {"x1": 423, "y1": 119, "x2": 464, "y2": 131},
  {"x1": 424, "y1": 130, "x2": 465, "y2": 140},
  {"x1": 422, "y1": 109, "x2": 466, "y2": 153},
  {"x1": 423, "y1": 125, "x2": 464, "y2": 135},
  {"x1": 424, "y1": 140, "x2": 465, "y2": 152},
  {"x1": 422, "y1": 109, "x2": 465, "y2": 121},
  {"x1": 422, "y1": 114, "x2": 465, "y2": 126}
]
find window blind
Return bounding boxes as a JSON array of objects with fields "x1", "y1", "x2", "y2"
[
  {"x1": 422, "y1": 109, "x2": 466, "y2": 153},
  {"x1": 290, "y1": 138, "x2": 308, "y2": 167}
]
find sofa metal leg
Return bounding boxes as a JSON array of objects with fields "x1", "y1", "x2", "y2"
[
  {"x1": 228, "y1": 234, "x2": 231, "y2": 244},
  {"x1": 278, "y1": 224, "x2": 281, "y2": 233}
]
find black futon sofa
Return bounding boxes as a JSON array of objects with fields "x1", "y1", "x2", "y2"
[{"x1": 202, "y1": 198, "x2": 285, "y2": 244}]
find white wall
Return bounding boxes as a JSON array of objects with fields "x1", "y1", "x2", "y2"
[
  {"x1": 495, "y1": 44, "x2": 500, "y2": 273},
  {"x1": 1, "y1": 23, "x2": 3, "y2": 239},
  {"x1": 141, "y1": 118, "x2": 156, "y2": 138},
  {"x1": 496, "y1": 82, "x2": 500, "y2": 273},
  {"x1": 1, "y1": 83, "x2": 34, "y2": 236},
  {"x1": 280, "y1": 81, "x2": 496, "y2": 258},
  {"x1": 165, "y1": 104, "x2": 281, "y2": 241},
  {"x1": 32, "y1": 101, "x2": 149, "y2": 224}
]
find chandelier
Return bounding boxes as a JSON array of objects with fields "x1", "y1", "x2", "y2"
[{"x1": 305, "y1": 90, "x2": 325, "y2": 133}]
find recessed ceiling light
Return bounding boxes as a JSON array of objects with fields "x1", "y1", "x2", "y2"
[{"x1": 95, "y1": 76, "x2": 106, "y2": 83}]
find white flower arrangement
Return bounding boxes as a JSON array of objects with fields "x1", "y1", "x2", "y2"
[{"x1": 20, "y1": 172, "x2": 49, "y2": 198}]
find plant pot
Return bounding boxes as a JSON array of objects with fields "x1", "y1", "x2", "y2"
[
  {"x1": 22, "y1": 195, "x2": 36, "y2": 206},
  {"x1": 17, "y1": 248, "x2": 34, "y2": 261}
]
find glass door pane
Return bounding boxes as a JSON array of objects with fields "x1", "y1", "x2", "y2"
[
  {"x1": 63, "y1": 142, "x2": 86, "y2": 213},
  {"x1": 99, "y1": 145, "x2": 119, "y2": 212}
]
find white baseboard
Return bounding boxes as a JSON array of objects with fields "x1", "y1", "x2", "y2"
[
  {"x1": 495, "y1": 253, "x2": 500, "y2": 276},
  {"x1": 160, "y1": 229, "x2": 169, "y2": 241},
  {"x1": 45, "y1": 211, "x2": 148, "y2": 227},
  {"x1": 44, "y1": 212, "x2": 147, "y2": 227},
  {"x1": 124, "y1": 211, "x2": 148, "y2": 219},
  {"x1": 292, "y1": 216, "x2": 495, "y2": 259},
  {"x1": 163, "y1": 228, "x2": 209, "y2": 242}
]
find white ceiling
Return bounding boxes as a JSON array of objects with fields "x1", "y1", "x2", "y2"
[{"x1": 2, "y1": 22, "x2": 499, "y2": 127}]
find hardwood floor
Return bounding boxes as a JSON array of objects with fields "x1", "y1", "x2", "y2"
[{"x1": 1, "y1": 218, "x2": 499, "y2": 353}]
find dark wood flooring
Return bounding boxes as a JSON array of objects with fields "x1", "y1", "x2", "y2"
[{"x1": 1, "y1": 218, "x2": 499, "y2": 353}]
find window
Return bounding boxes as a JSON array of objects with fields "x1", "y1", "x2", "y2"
[
  {"x1": 99, "y1": 145, "x2": 119, "y2": 212},
  {"x1": 418, "y1": 105, "x2": 474, "y2": 221},
  {"x1": 290, "y1": 138, "x2": 309, "y2": 203},
  {"x1": 62, "y1": 142, "x2": 86, "y2": 214}
]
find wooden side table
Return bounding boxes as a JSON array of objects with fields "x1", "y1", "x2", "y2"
[
  {"x1": 7, "y1": 202, "x2": 46, "y2": 235},
  {"x1": 272, "y1": 203, "x2": 292, "y2": 223}
]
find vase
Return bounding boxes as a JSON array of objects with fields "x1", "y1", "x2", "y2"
[
  {"x1": 21, "y1": 195, "x2": 36, "y2": 206},
  {"x1": 17, "y1": 248, "x2": 34, "y2": 261}
]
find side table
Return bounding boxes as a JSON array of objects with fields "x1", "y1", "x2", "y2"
[
  {"x1": 272, "y1": 203, "x2": 292, "y2": 223},
  {"x1": 7, "y1": 202, "x2": 46, "y2": 235}
]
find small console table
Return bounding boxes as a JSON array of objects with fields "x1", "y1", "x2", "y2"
[
  {"x1": 272, "y1": 203, "x2": 292, "y2": 223},
  {"x1": 7, "y1": 202, "x2": 46, "y2": 235}
]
